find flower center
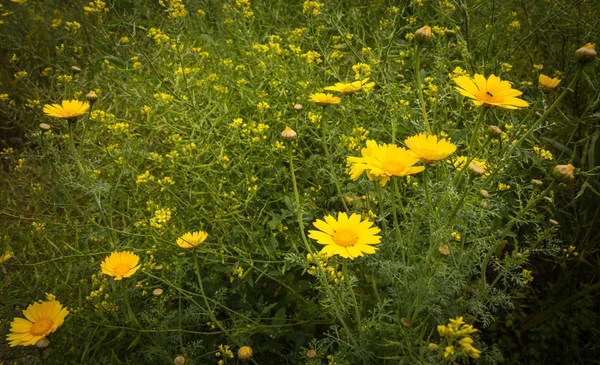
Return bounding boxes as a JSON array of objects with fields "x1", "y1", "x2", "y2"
[
  {"x1": 332, "y1": 230, "x2": 358, "y2": 247},
  {"x1": 113, "y1": 264, "x2": 131, "y2": 276},
  {"x1": 477, "y1": 90, "x2": 502, "y2": 104},
  {"x1": 30, "y1": 318, "x2": 53, "y2": 336},
  {"x1": 382, "y1": 160, "x2": 405, "y2": 175}
]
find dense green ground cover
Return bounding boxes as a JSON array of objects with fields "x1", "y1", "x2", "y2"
[{"x1": 1, "y1": 0, "x2": 599, "y2": 364}]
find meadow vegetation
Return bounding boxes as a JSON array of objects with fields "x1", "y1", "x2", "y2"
[{"x1": 0, "y1": 0, "x2": 599, "y2": 364}]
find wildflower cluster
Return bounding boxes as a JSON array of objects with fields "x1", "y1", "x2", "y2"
[{"x1": 436, "y1": 317, "x2": 481, "y2": 359}]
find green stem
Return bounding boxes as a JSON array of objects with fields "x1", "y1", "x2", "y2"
[
  {"x1": 192, "y1": 253, "x2": 231, "y2": 339},
  {"x1": 320, "y1": 108, "x2": 349, "y2": 212},
  {"x1": 414, "y1": 45, "x2": 432, "y2": 134},
  {"x1": 468, "y1": 107, "x2": 488, "y2": 159},
  {"x1": 423, "y1": 164, "x2": 434, "y2": 216},
  {"x1": 67, "y1": 120, "x2": 88, "y2": 183},
  {"x1": 391, "y1": 177, "x2": 407, "y2": 264},
  {"x1": 374, "y1": 183, "x2": 387, "y2": 232},
  {"x1": 447, "y1": 175, "x2": 475, "y2": 225},
  {"x1": 342, "y1": 260, "x2": 362, "y2": 327},
  {"x1": 286, "y1": 143, "x2": 359, "y2": 347}
]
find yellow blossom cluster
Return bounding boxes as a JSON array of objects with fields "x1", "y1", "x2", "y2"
[
  {"x1": 302, "y1": 0, "x2": 324, "y2": 16},
  {"x1": 159, "y1": 0, "x2": 187, "y2": 18},
  {"x1": 83, "y1": 0, "x2": 108, "y2": 14},
  {"x1": 340, "y1": 127, "x2": 369, "y2": 151},
  {"x1": 148, "y1": 28, "x2": 170, "y2": 45},
  {"x1": 437, "y1": 317, "x2": 480, "y2": 359},
  {"x1": 533, "y1": 146, "x2": 553, "y2": 160},
  {"x1": 306, "y1": 253, "x2": 344, "y2": 285}
]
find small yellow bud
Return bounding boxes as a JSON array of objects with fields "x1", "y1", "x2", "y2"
[
  {"x1": 487, "y1": 125, "x2": 502, "y2": 138},
  {"x1": 552, "y1": 164, "x2": 575, "y2": 182},
  {"x1": 86, "y1": 90, "x2": 98, "y2": 103},
  {"x1": 237, "y1": 346, "x2": 253, "y2": 361},
  {"x1": 575, "y1": 43, "x2": 596, "y2": 63},
  {"x1": 467, "y1": 163, "x2": 485, "y2": 178},
  {"x1": 281, "y1": 126, "x2": 297, "y2": 141}
]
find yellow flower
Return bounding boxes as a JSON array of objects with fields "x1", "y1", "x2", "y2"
[
  {"x1": 308, "y1": 212, "x2": 381, "y2": 259},
  {"x1": 0, "y1": 251, "x2": 12, "y2": 264},
  {"x1": 347, "y1": 140, "x2": 425, "y2": 186},
  {"x1": 443, "y1": 345, "x2": 455, "y2": 358},
  {"x1": 308, "y1": 93, "x2": 341, "y2": 106},
  {"x1": 404, "y1": 133, "x2": 457, "y2": 163},
  {"x1": 452, "y1": 156, "x2": 489, "y2": 177},
  {"x1": 452, "y1": 74, "x2": 529, "y2": 109},
  {"x1": 6, "y1": 300, "x2": 69, "y2": 347},
  {"x1": 538, "y1": 74, "x2": 561, "y2": 91},
  {"x1": 43, "y1": 100, "x2": 89, "y2": 119},
  {"x1": 176, "y1": 231, "x2": 208, "y2": 249},
  {"x1": 324, "y1": 78, "x2": 375, "y2": 95},
  {"x1": 101, "y1": 251, "x2": 141, "y2": 280}
]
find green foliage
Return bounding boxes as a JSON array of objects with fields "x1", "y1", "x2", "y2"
[{"x1": 1, "y1": 0, "x2": 599, "y2": 364}]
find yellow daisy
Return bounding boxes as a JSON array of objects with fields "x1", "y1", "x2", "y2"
[
  {"x1": 324, "y1": 78, "x2": 375, "y2": 95},
  {"x1": 452, "y1": 74, "x2": 529, "y2": 109},
  {"x1": 101, "y1": 251, "x2": 141, "y2": 280},
  {"x1": 308, "y1": 93, "x2": 341, "y2": 106},
  {"x1": 176, "y1": 231, "x2": 208, "y2": 249},
  {"x1": 405, "y1": 133, "x2": 457, "y2": 163},
  {"x1": 308, "y1": 212, "x2": 381, "y2": 259},
  {"x1": 42, "y1": 100, "x2": 90, "y2": 119},
  {"x1": 6, "y1": 300, "x2": 69, "y2": 347},
  {"x1": 538, "y1": 74, "x2": 561, "y2": 91},
  {"x1": 347, "y1": 140, "x2": 425, "y2": 186}
]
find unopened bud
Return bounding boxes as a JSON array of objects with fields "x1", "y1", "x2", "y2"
[
  {"x1": 444, "y1": 29, "x2": 456, "y2": 37},
  {"x1": 306, "y1": 349, "x2": 317, "y2": 358},
  {"x1": 152, "y1": 288, "x2": 163, "y2": 296},
  {"x1": 281, "y1": 126, "x2": 297, "y2": 141},
  {"x1": 400, "y1": 317, "x2": 412, "y2": 327},
  {"x1": 438, "y1": 245, "x2": 450, "y2": 256},
  {"x1": 552, "y1": 164, "x2": 575, "y2": 182},
  {"x1": 238, "y1": 346, "x2": 253, "y2": 361},
  {"x1": 415, "y1": 25, "x2": 433, "y2": 43},
  {"x1": 71, "y1": 66, "x2": 81, "y2": 73},
  {"x1": 575, "y1": 43, "x2": 596, "y2": 63},
  {"x1": 487, "y1": 125, "x2": 502, "y2": 138},
  {"x1": 294, "y1": 103, "x2": 303, "y2": 111},
  {"x1": 428, "y1": 343, "x2": 439, "y2": 351},
  {"x1": 467, "y1": 163, "x2": 485, "y2": 178},
  {"x1": 531, "y1": 179, "x2": 543, "y2": 186},
  {"x1": 480, "y1": 189, "x2": 489, "y2": 198},
  {"x1": 549, "y1": 219, "x2": 559, "y2": 225},
  {"x1": 39, "y1": 123, "x2": 51, "y2": 130},
  {"x1": 36, "y1": 338, "x2": 50, "y2": 348},
  {"x1": 86, "y1": 90, "x2": 98, "y2": 103},
  {"x1": 173, "y1": 356, "x2": 185, "y2": 365}
]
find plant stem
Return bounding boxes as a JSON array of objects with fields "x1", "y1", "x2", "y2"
[
  {"x1": 447, "y1": 175, "x2": 475, "y2": 225},
  {"x1": 468, "y1": 107, "x2": 488, "y2": 159},
  {"x1": 287, "y1": 143, "x2": 359, "y2": 347},
  {"x1": 414, "y1": 44, "x2": 432, "y2": 134},
  {"x1": 192, "y1": 252, "x2": 231, "y2": 338},
  {"x1": 391, "y1": 177, "x2": 407, "y2": 264},
  {"x1": 320, "y1": 107, "x2": 349, "y2": 212},
  {"x1": 342, "y1": 260, "x2": 362, "y2": 327},
  {"x1": 423, "y1": 164, "x2": 434, "y2": 216}
]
